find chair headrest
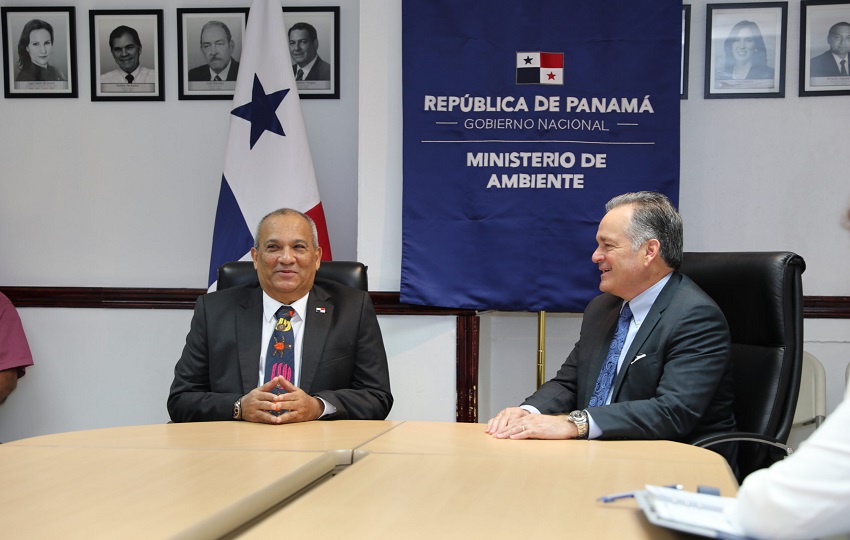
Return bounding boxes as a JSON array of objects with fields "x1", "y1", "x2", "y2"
[
  {"x1": 217, "y1": 261, "x2": 368, "y2": 292},
  {"x1": 678, "y1": 251, "x2": 804, "y2": 345}
]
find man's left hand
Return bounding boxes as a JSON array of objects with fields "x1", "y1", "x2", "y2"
[{"x1": 491, "y1": 413, "x2": 577, "y2": 440}]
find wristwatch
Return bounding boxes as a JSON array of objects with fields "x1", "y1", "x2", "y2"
[
  {"x1": 568, "y1": 410, "x2": 588, "y2": 439},
  {"x1": 232, "y1": 398, "x2": 243, "y2": 420}
]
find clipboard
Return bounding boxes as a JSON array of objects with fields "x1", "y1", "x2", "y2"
[{"x1": 633, "y1": 485, "x2": 750, "y2": 539}]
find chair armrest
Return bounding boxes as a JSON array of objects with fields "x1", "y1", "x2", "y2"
[{"x1": 691, "y1": 431, "x2": 793, "y2": 457}]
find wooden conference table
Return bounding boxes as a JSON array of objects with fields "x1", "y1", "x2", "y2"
[{"x1": 1, "y1": 421, "x2": 737, "y2": 539}]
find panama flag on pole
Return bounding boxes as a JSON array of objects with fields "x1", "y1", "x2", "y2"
[{"x1": 208, "y1": 0, "x2": 332, "y2": 287}]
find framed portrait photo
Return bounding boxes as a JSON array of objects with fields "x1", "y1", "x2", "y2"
[
  {"x1": 89, "y1": 10, "x2": 164, "y2": 101},
  {"x1": 1, "y1": 6, "x2": 77, "y2": 98},
  {"x1": 177, "y1": 8, "x2": 248, "y2": 100},
  {"x1": 800, "y1": 0, "x2": 850, "y2": 96},
  {"x1": 705, "y1": 2, "x2": 788, "y2": 99},
  {"x1": 282, "y1": 6, "x2": 340, "y2": 99},
  {"x1": 682, "y1": 5, "x2": 691, "y2": 99}
]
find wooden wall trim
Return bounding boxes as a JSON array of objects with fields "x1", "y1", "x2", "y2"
[
  {"x1": 802, "y1": 296, "x2": 850, "y2": 319},
  {"x1": 3, "y1": 287, "x2": 847, "y2": 318},
  {"x1": 0, "y1": 287, "x2": 477, "y2": 316}
]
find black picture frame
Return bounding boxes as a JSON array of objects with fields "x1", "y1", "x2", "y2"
[
  {"x1": 682, "y1": 5, "x2": 691, "y2": 99},
  {"x1": 89, "y1": 10, "x2": 164, "y2": 102},
  {"x1": 282, "y1": 6, "x2": 340, "y2": 99},
  {"x1": 800, "y1": 0, "x2": 850, "y2": 96},
  {"x1": 1, "y1": 6, "x2": 77, "y2": 98},
  {"x1": 705, "y1": 2, "x2": 787, "y2": 99},
  {"x1": 177, "y1": 8, "x2": 249, "y2": 101}
]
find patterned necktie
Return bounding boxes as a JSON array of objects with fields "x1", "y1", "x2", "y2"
[
  {"x1": 842, "y1": 59, "x2": 848, "y2": 76},
  {"x1": 296, "y1": 68, "x2": 304, "y2": 81},
  {"x1": 264, "y1": 305, "x2": 295, "y2": 386},
  {"x1": 125, "y1": 74, "x2": 134, "y2": 83},
  {"x1": 589, "y1": 303, "x2": 633, "y2": 407},
  {"x1": 213, "y1": 75, "x2": 222, "y2": 81}
]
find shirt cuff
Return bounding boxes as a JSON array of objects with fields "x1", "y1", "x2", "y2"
[
  {"x1": 317, "y1": 396, "x2": 337, "y2": 418},
  {"x1": 520, "y1": 404, "x2": 541, "y2": 414},
  {"x1": 586, "y1": 410, "x2": 601, "y2": 439}
]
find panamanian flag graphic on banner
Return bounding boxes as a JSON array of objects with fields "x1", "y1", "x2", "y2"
[
  {"x1": 516, "y1": 52, "x2": 564, "y2": 85},
  {"x1": 207, "y1": 0, "x2": 332, "y2": 288}
]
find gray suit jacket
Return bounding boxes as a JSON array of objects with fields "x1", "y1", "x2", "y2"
[
  {"x1": 524, "y1": 272, "x2": 736, "y2": 461},
  {"x1": 167, "y1": 280, "x2": 393, "y2": 422}
]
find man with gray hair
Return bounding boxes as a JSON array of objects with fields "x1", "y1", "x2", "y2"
[
  {"x1": 168, "y1": 208, "x2": 392, "y2": 424},
  {"x1": 487, "y1": 191, "x2": 737, "y2": 468},
  {"x1": 188, "y1": 20, "x2": 240, "y2": 82}
]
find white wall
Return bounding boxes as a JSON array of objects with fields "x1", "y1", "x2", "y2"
[{"x1": 1, "y1": 0, "x2": 848, "y2": 443}]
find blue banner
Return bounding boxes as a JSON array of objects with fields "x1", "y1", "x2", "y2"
[{"x1": 400, "y1": 0, "x2": 682, "y2": 312}]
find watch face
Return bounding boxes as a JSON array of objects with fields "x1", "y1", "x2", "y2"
[{"x1": 570, "y1": 411, "x2": 585, "y2": 423}]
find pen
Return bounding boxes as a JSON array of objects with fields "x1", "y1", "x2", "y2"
[{"x1": 596, "y1": 484, "x2": 683, "y2": 503}]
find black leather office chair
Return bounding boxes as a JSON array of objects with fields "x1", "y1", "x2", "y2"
[
  {"x1": 217, "y1": 260, "x2": 368, "y2": 292},
  {"x1": 680, "y1": 252, "x2": 805, "y2": 481}
]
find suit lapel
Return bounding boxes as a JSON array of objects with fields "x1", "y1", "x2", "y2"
[
  {"x1": 611, "y1": 272, "x2": 682, "y2": 399},
  {"x1": 236, "y1": 287, "x2": 263, "y2": 394},
  {"x1": 300, "y1": 284, "x2": 333, "y2": 392},
  {"x1": 586, "y1": 299, "x2": 622, "y2": 393}
]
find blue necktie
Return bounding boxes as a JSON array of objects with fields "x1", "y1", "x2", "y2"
[
  {"x1": 589, "y1": 303, "x2": 632, "y2": 407},
  {"x1": 264, "y1": 305, "x2": 295, "y2": 393}
]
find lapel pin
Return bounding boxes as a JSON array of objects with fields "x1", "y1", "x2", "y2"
[{"x1": 316, "y1": 307, "x2": 326, "y2": 313}]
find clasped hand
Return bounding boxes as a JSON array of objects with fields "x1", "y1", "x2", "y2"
[{"x1": 240, "y1": 376, "x2": 323, "y2": 424}]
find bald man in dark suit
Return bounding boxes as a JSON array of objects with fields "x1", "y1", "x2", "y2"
[{"x1": 168, "y1": 209, "x2": 392, "y2": 424}]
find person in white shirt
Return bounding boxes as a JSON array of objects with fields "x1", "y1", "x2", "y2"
[{"x1": 730, "y1": 385, "x2": 850, "y2": 539}]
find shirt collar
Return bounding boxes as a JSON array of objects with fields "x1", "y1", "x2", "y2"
[
  {"x1": 261, "y1": 290, "x2": 309, "y2": 322},
  {"x1": 124, "y1": 65, "x2": 143, "y2": 79},
  {"x1": 210, "y1": 60, "x2": 232, "y2": 80},
  {"x1": 297, "y1": 55, "x2": 319, "y2": 77},
  {"x1": 625, "y1": 272, "x2": 672, "y2": 324}
]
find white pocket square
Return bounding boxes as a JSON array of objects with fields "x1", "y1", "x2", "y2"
[{"x1": 630, "y1": 353, "x2": 647, "y2": 365}]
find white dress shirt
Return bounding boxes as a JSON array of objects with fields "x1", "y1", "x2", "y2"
[
  {"x1": 258, "y1": 290, "x2": 335, "y2": 416},
  {"x1": 294, "y1": 56, "x2": 319, "y2": 79},
  {"x1": 729, "y1": 384, "x2": 850, "y2": 539},
  {"x1": 101, "y1": 66, "x2": 156, "y2": 84}
]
